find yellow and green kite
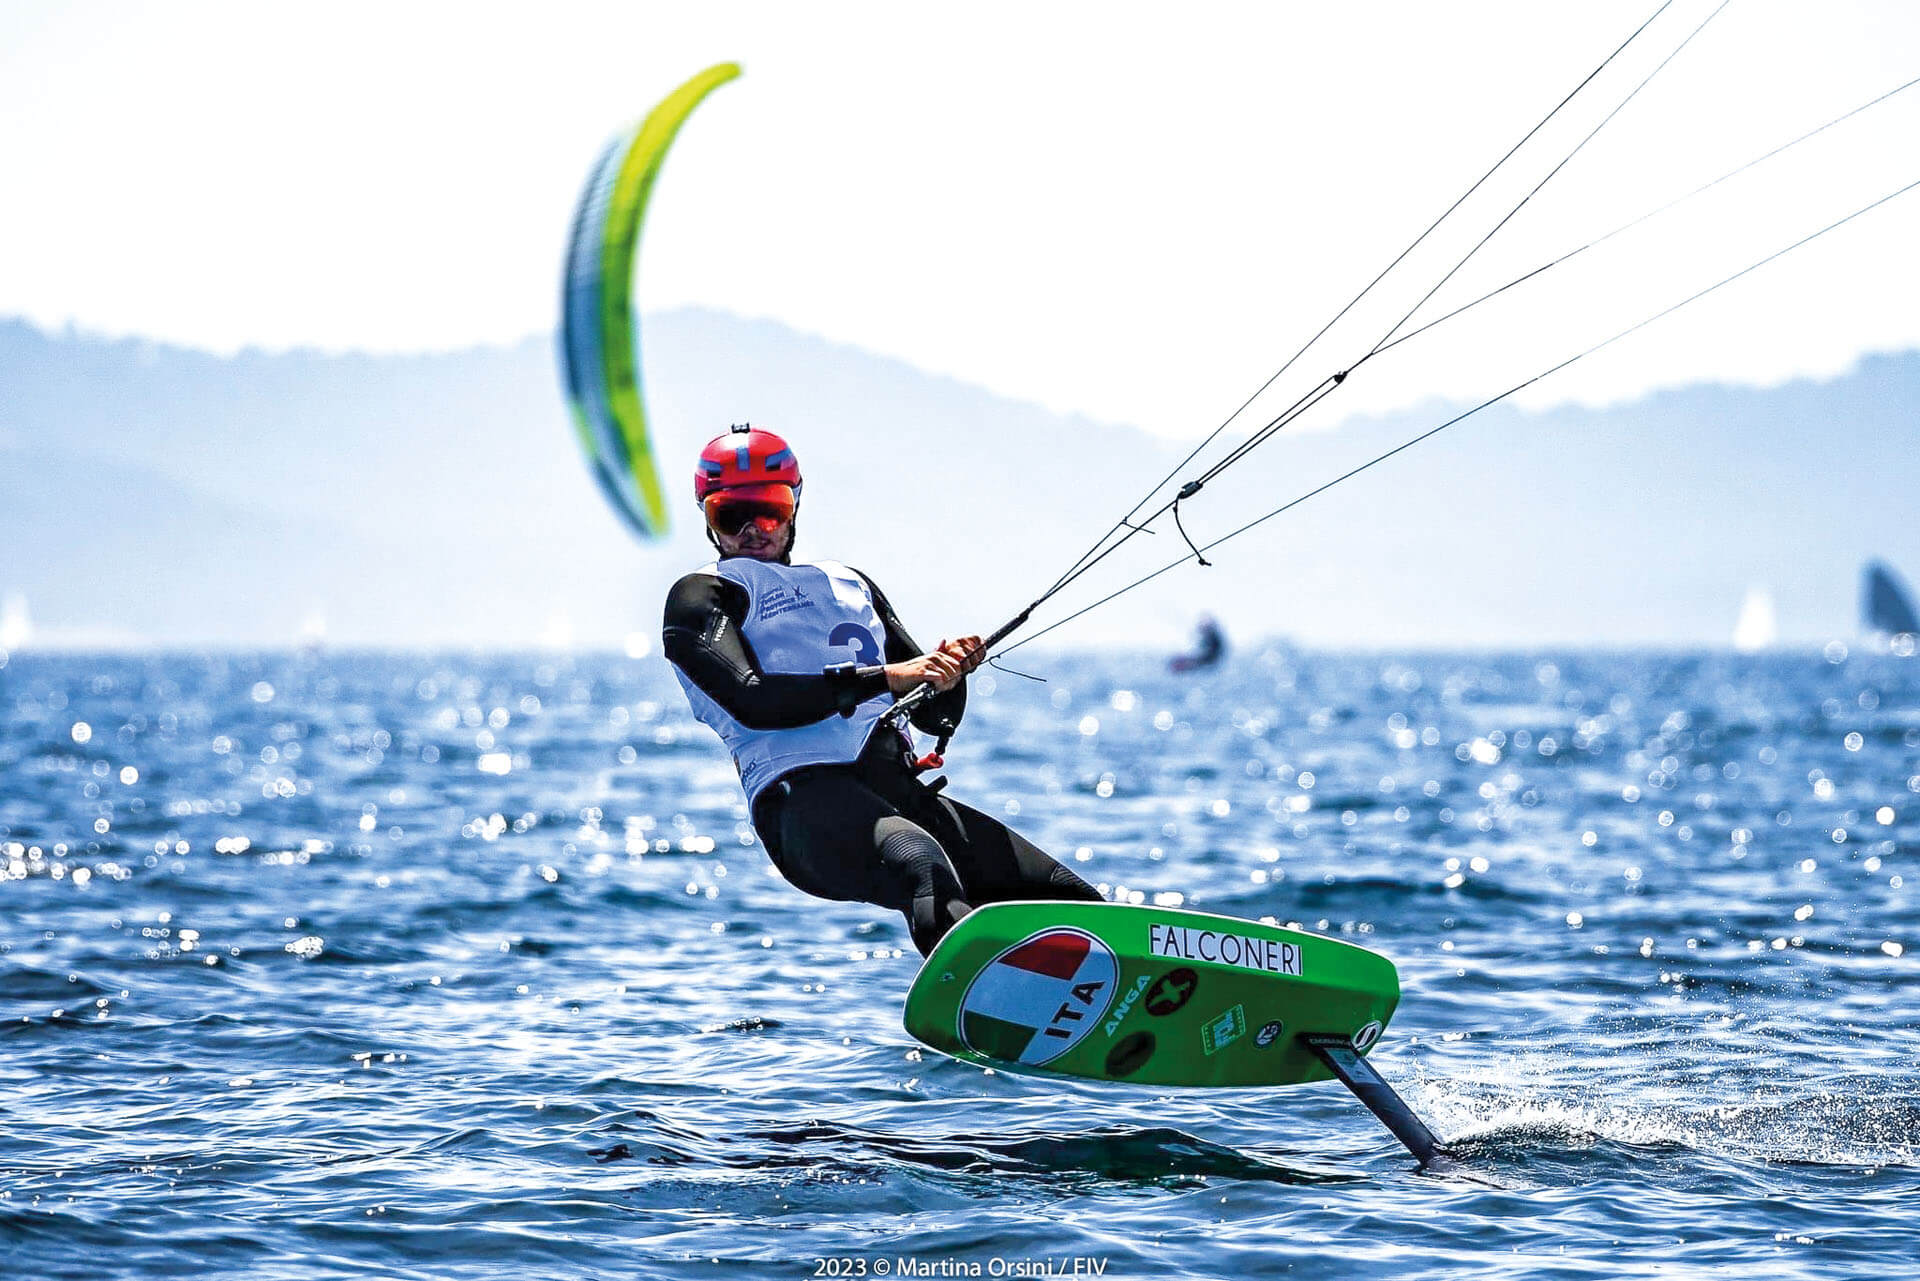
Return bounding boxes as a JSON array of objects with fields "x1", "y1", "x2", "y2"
[{"x1": 559, "y1": 62, "x2": 740, "y2": 540}]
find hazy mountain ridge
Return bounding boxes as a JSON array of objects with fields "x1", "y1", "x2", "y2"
[
  {"x1": 1, "y1": 314, "x2": 1182, "y2": 648},
  {"x1": 2, "y1": 314, "x2": 1915, "y2": 650}
]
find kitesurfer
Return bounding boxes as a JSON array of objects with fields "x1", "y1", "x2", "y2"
[
  {"x1": 1169, "y1": 614, "x2": 1226, "y2": 674},
  {"x1": 662, "y1": 425, "x2": 1104, "y2": 955}
]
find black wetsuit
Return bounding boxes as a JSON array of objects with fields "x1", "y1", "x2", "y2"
[{"x1": 663, "y1": 563, "x2": 1103, "y2": 954}]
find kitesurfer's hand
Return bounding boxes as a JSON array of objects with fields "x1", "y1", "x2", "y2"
[
  {"x1": 938, "y1": 635, "x2": 985, "y2": 674},
  {"x1": 885, "y1": 648, "x2": 968, "y2": 695}
]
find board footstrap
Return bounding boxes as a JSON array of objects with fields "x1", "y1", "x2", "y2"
[{"x1": 1303, "y1": 1034, "x2": 1452, "y2": 1169}]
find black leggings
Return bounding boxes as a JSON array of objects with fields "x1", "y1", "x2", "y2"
[{"x1": 753, "y1": 739, "x2": 1104, "y2": 955}]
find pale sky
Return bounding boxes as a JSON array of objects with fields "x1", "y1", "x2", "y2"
[{"x1": 3, "y1": 0, "x2": 1918, "y2": 437}]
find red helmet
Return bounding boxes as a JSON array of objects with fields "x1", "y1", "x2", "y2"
[{"x1": 693, "y1": 424, "x2": 801, "y2": 506}]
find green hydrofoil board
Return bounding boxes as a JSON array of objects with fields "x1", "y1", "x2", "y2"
[{"x1": 904, "y1": 901, "x2": 1400, "y2": 1089}]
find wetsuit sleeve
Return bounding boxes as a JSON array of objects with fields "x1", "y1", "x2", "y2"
[
  {"x1": 855, "y1": 569, "x2": 967, "y2": 737},
  {"x1": 662, "y1": 572, "x2": 890, "y2": 730}
]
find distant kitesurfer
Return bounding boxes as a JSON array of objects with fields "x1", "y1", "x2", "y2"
[
  {"x1": 662, "y1": 424, "x2": 1104, "y2": 955},
  {"x1": 1169, "y1": 614, "x2": 1226, "y2": 674}
]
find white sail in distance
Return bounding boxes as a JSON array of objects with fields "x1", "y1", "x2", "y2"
[{"x1": 1732, "y1": 586, "x2": 1777, "y2": 653}]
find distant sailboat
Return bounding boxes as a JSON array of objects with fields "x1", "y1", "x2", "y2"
[
  {"x1": 537, "y1": 614, "x2": 576, "y2": 650},
  {"x1": 1732, "y1": 586, "x2": 1776, "y2": 653},
  {"x1": 0, "y1": 592, "x2": 30, "y2": 650},
  {"x1": 1862, "y1": 561, "x2": 1919, "y2": 636},
  {"x1": 297, "y1": 608, "x2": 328, "y2": 652}
]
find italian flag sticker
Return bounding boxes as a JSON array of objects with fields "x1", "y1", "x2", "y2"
[{"x1": 958, "y1": 929, "x2": 1119, "y2": 1066}]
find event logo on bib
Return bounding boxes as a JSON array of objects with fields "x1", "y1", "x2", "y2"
[{"x1": 958, "y1": 929, "x2": 1119, "y2": 1066}]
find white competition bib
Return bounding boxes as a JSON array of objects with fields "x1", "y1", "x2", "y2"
[{"x1": 672, "y1": 558, "x2": 898, "y2": 804}]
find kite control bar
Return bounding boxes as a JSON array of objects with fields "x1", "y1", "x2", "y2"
[{"x1": 876, "y1": 604, "x2": 1036, "y2": 734}]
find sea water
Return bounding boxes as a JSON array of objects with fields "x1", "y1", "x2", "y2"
[{"x1": 2, "y1": 646, "x2": 1915, "y2": 1279}]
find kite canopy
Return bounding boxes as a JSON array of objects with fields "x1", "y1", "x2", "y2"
[{"x1": 560, "y1": 62, "x2": 741, "y2": 541}]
